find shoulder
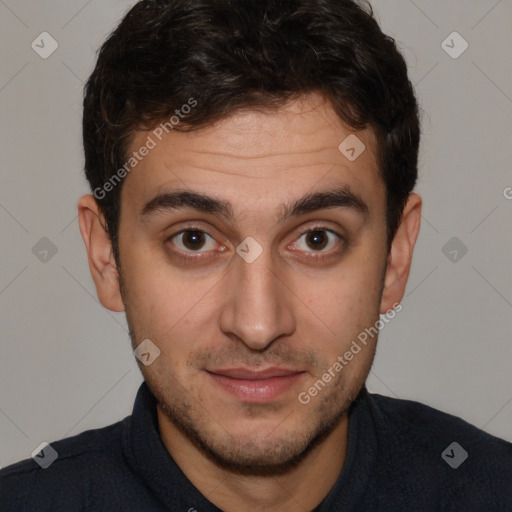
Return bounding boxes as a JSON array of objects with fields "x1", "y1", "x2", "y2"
[
  {"x1": 365, "y1": 392, "x2": 512, "y2": 509},
  {"x1": 367, "y1": 391, "x2": 511, "y2": 453},
  {"x1": 0, "y1": 417, "x2": 135, "y2": 511}
]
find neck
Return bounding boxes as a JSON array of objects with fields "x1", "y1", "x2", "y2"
[{"x1": 157, "y1": 407, "x2": 349, "y2": 512}]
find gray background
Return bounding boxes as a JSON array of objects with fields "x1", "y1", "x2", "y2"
[{"x1": 1, "y1": 0, "x2": 511, "y2": 468}]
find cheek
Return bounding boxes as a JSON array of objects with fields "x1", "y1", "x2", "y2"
[
  {"x1": 299, "y1": 259, "x2": 383, "y2": 325},
  {"x1": 293, "y1": 256, "x2": 384, "y2": 365},
  {"x1": 120, "y1": 249, "x2": 223, "y2": 357},
  {"x1": 127, "y1": 272, "x2": 214, "y2": 335}
]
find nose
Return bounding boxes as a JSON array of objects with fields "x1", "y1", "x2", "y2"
[{"x1": 219, "y1": 246, "x2": 296, "y2": 351}]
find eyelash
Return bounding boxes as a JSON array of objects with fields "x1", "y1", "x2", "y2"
[{"x1": 166, "y1": 224, "x2": 345, "y2": 262}]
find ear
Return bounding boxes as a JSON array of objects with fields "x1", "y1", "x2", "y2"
[
  {"x1": 78, "y1": 194, "x2": 125, "y2": 312},
  {"x1": 380, "y1": 193, "x2": 422, "y2": 314}
]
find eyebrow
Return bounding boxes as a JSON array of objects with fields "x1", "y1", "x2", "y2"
[
  {"x1": 139, "y1": 186, "x2": 368, "y2": 224},
  {"x1": 281, "y1": 186, "x2": 368, "y2": 221}
]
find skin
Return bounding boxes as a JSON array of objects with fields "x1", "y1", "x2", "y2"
[{"x1": 78, "y1": 93, "x2": 421, "y2": 512}]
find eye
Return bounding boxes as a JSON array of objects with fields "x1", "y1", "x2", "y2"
[
  {"x1": 170, "y1": 229, "x2": 218, "y2": 253},
  {"x1": 293, "y1": 228, "x2": 341, "y2": 253}
]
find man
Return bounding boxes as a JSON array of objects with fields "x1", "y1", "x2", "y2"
[{"x1": 1, "y1": 0, "x2": 510, "y2": 510}]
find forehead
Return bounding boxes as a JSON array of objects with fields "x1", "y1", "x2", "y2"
[{"x1": 121, "y1": 94, "x2": 384, "y2": 216}]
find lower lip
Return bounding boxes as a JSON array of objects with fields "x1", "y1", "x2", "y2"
[{"x1": 207, "y1": 372, "x2": 305, "y2": 403}]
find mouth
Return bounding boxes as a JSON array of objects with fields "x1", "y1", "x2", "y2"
[{"x1": 205, "y1": 367, "x2": 307, "y2": 403}]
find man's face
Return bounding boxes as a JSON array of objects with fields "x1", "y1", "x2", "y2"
[{"x1": 117, "y1": 94, "x2": 389, "y2": 473}]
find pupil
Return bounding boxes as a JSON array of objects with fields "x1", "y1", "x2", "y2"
[
  {"x1": 184, "y1": 231, "x2": 204, "y2": 250},
  {"x1": 307, "y1": 230, "x2": 327, "y2": 250}
]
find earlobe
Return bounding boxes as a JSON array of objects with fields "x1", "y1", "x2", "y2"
[
  {"x1": 77, "y1": 194, "x2": 125, "y2": 312},
  {"x1": 380, "y1": 193, "x2": 422, "y2": 314}
]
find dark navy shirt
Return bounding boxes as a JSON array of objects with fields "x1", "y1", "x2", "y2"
[{"x1": 1, "y1": 382, "x2": 511, "y2": 511}]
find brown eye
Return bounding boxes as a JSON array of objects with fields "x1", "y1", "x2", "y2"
[
  {"x1": 171, "y1": 230, "x2": 217, "y2": 252},
  {"x1": 182, "y1": 231, "x2": 206, "y2": 250},
  {"x1": 295, "y1": 229, "x2": 339, "y2": 253},
  {"x1": 305, "y1": 230, "x2": 329, "y2": 250}
]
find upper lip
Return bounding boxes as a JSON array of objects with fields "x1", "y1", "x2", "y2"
[{"x1": 206, "y1": 367, "x2": 304, "y2": 380}]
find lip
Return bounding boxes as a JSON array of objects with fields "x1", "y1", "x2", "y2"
[{"x1": 206, "y1": 367, "x2": 306, "y2": 403}]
